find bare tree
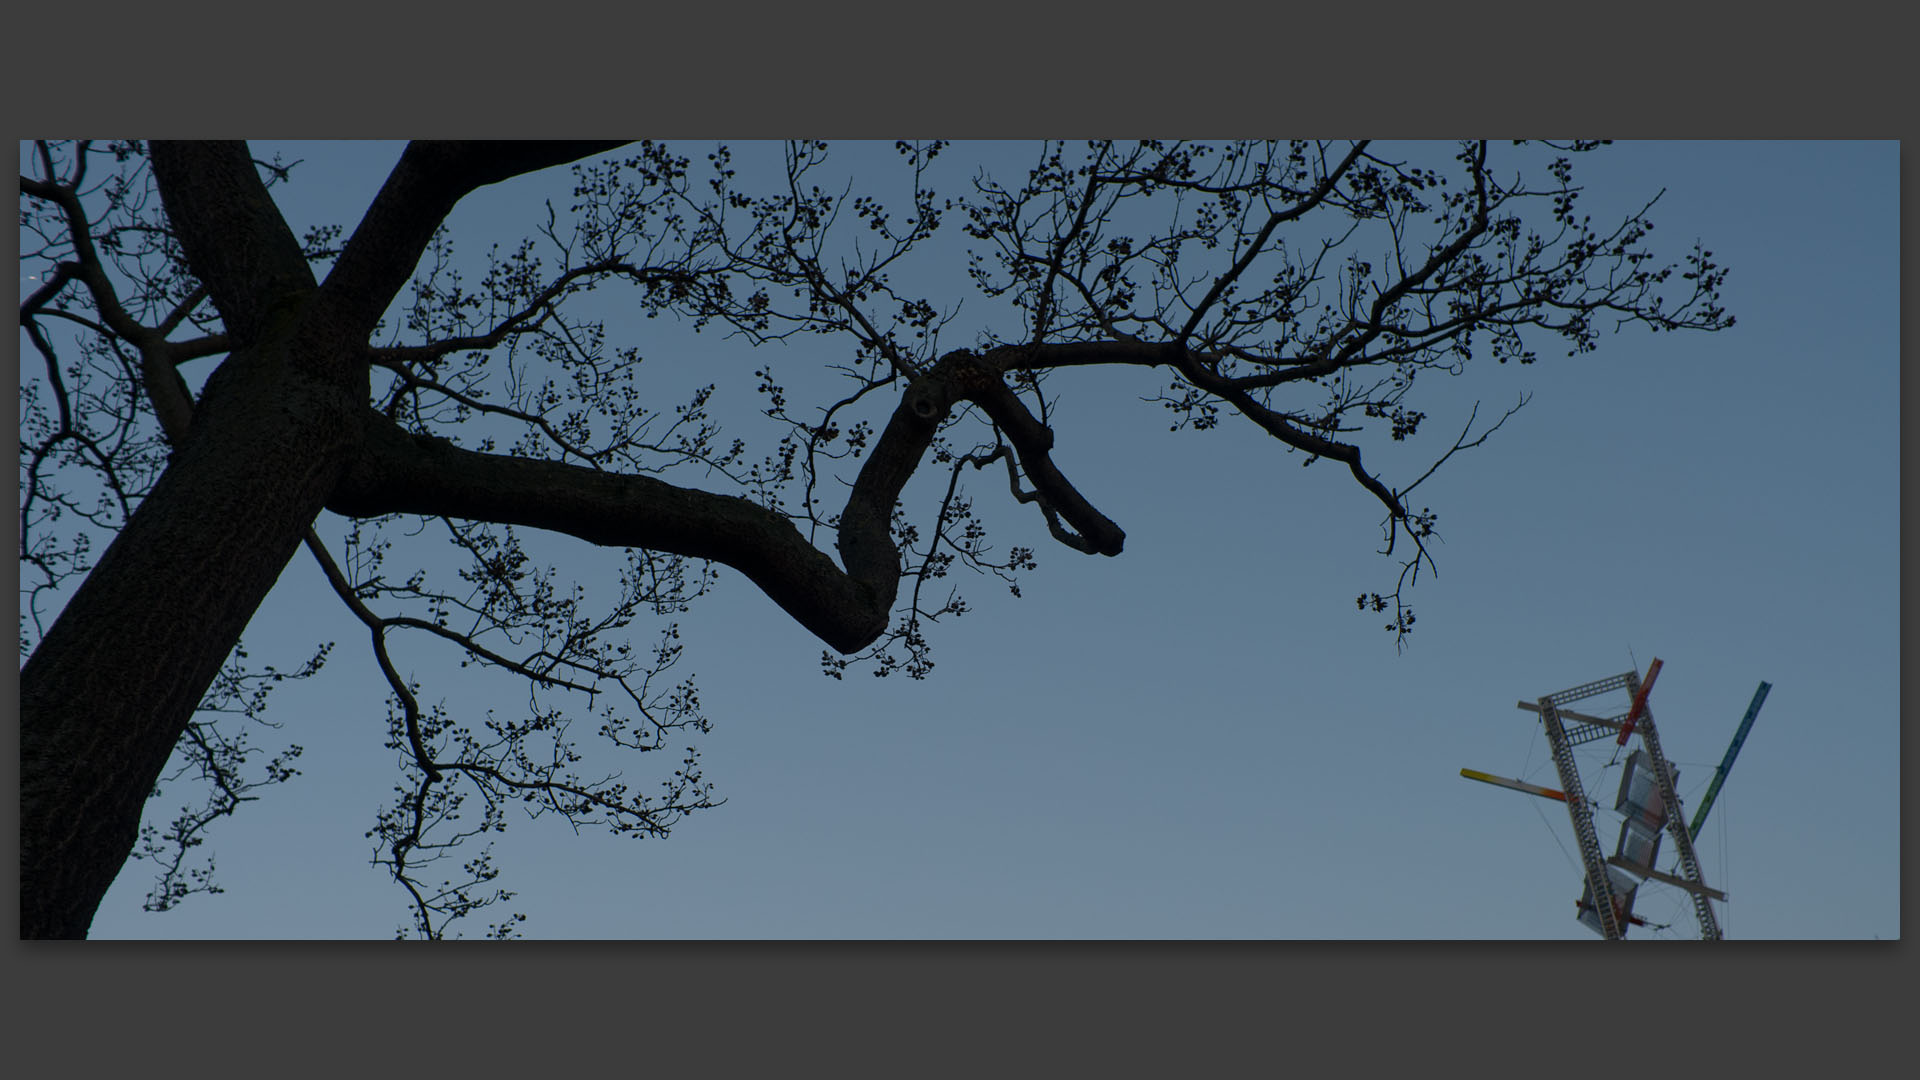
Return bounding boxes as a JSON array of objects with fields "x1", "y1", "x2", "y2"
[{"x1": 18, "y1": 140, "x2": 1732, "y2": 938}]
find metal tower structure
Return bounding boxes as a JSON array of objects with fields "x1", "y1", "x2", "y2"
[{"x1": 1461, "y1": 660, "x2": 1767, "y2": 940}]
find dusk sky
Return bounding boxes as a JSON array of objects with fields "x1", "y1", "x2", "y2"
[{"x1": 23, "y1": 139, "x2": 1898, "y2": 940}]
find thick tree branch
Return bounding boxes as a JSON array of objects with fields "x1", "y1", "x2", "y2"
[
  {"x1": 967, "y1": 380, "x2": 1124, "y2": 556},
  {"x1": 328, "y1": 408, "x2": 909, "y2": 654},
  {"x1": 909, "y1": 348, "x2": 1129, "y2": 555},
  {"x1": 325, "y1": 344, "x2": 1129, "y2": 654},
  {"x1": 147, "y1": 142, "x2": 317, "y2": 347},
  {"x1": 316, "y1": 141, "x2": 628, "y2": 343}
]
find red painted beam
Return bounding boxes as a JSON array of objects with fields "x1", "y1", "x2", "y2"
[{"x1": 1617, "y1": 658, "x2": 1664, "y2": 747}]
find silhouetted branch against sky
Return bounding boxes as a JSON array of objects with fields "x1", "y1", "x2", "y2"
[{"x1": 20, "y1": 139, "x2": 1802, "y2": 939}]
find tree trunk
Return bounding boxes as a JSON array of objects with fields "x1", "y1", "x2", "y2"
[
  {"x1": 19, "y1": 341, "x2": 363, "y2": 938},
  {"x1": 20, "y1": 140, "x2": 689, "y2": 937}
]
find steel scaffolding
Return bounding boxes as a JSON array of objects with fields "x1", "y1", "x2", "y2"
[{"x1": 1463, "y1": 660, "x2": 1750, "y2": 940}]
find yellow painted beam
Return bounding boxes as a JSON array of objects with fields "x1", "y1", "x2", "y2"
[{"x1": 1460, "y1": 768, "x2": 1568, "y2": 802}]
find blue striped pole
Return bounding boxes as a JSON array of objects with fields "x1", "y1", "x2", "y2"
[{"x1": 1687, "y1": 681, "x2": 1771, "y2": 841}]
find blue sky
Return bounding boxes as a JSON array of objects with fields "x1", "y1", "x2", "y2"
[{"x1": 25, "y1": 140, "x2": 1898, "y2": 939}]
